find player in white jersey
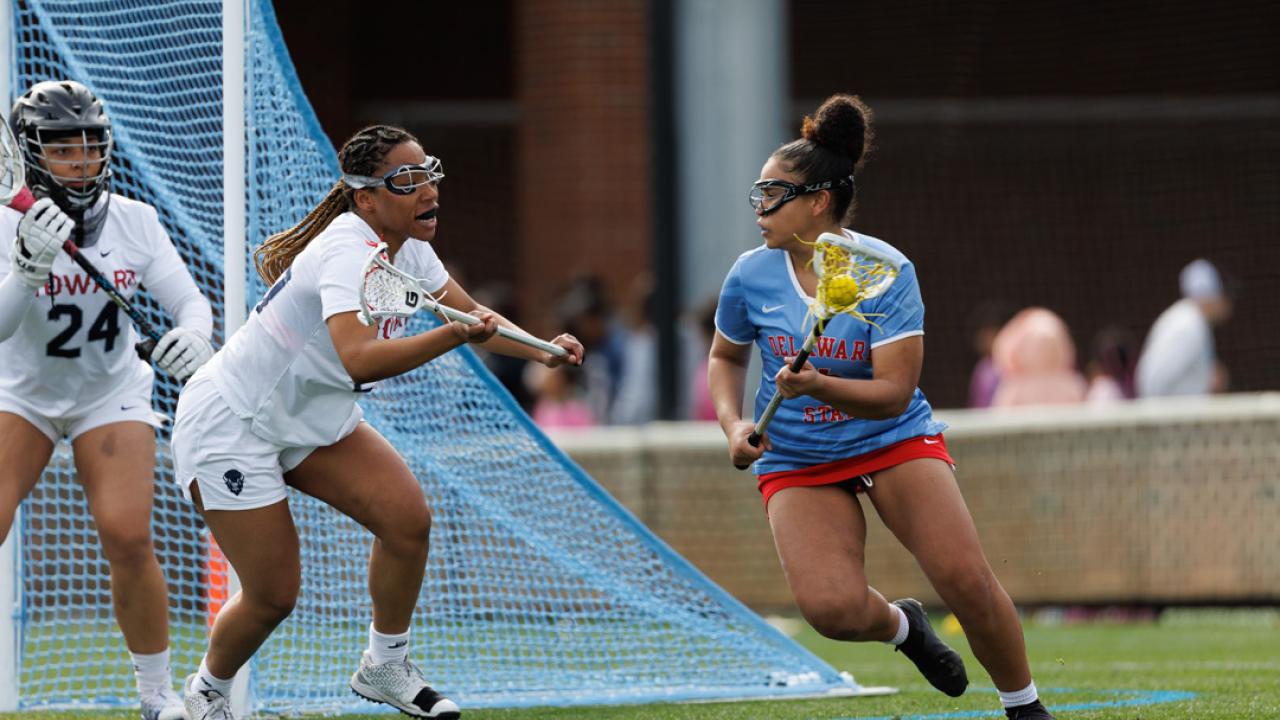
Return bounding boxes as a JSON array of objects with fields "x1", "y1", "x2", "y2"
[
  {"x1": 0, "y1": 80, "x2": 214, "y2": 720},
  {"x1": 708, "y1": 95, "x2": 1055, "y2": 720},
  {"x1": 173, "y1": 125, "x2": 583, "y2": 720}
]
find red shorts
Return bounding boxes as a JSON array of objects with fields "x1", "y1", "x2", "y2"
[{"x1": 757, "y1": 434, "x2": 954, "y2": 508}]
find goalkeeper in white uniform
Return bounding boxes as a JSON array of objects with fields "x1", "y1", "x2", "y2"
[
  {"x1": 0, "y1": 80, "x2": 215, "y2": 720},
  {"x1": 172, "y1": 124, "x2": 582, "y2": 720}
]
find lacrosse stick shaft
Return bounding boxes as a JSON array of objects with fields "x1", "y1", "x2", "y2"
[
  {"x1": 61, "y1": 240, "x2": 163, "y2": 360},
  {"x1": 6, "y1": 185, "x2": 158, "y2": 360},
  {"x1": 734, "y1": 323, "x2": 825, "y2": 470},
  {"x1": 432, "y1": 302, "x2": 567, "y2": 358}
]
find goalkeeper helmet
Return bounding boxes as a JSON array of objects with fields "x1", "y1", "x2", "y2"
[{"x1": 11, "y1": 80, "x2": 114, "y2": 243}]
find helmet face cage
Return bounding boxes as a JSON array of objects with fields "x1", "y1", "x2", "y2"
[
  {"x1": 11, "y1": 81, "x2": 115, "y2": 215},
  {"x1": 343, "y1": 157, "x2": 445, "y2": 196},
  {"x1": 23, "y1": 127, "x2": 114, "y2": 211},
  {"x1": 748, "y1": 174, "x2": 854, "y2": 215}
]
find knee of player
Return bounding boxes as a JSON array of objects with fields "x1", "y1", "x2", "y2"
[
  {"x1": 377, "y1": 502, "x2": 433, "y2": 552},
  {"x1": 96, "y1": 525, "x2": 156, "y2": 565},
  {"x1": 249, "y1": 575, "x2": 301, "y2": 622},
  {"x1": 932, "y1": 561, "x2": 1001, "y2": 609},
  {"x1": 798, "y1": 592, "x2": 877, "y2": 641}
]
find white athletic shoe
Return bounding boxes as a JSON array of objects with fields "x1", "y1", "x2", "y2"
[
  {"x1": 350, "y1": 650, "x2": 460, "y2": 719},
  {"x1": 182, "y1": 673, "x2": 234, "y2": 720},
  {"x1": 140, "y1": 684, "x2": 188, "y2": 720}
]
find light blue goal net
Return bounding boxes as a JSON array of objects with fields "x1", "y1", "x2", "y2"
[{"x1": 6, "y1": 0, "x2": 862, "y2": 713}]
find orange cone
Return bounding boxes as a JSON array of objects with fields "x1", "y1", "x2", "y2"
[{"x1": 205, "y1": 537, "x2": 228, "y2": 629}]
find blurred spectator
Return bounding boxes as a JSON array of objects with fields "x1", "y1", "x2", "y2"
[
  {"x1": 685, "y1": 297, "x2": 719, "y2": 421},
  {"x1": 967, "y1": 301, "x2": 1013, "y2": 408},
  {"x1": 525, "y1": 362, "x2": 596, "y2": 429},
  {"x1": 608, "y1": 273, "x2": 659, "y2": 425},
  {"x1": 556, "y1": 275, "x2": 623, "y2": 422},
  {"x1": 469, "y1": 280, "x2": 534, "y2": 411},
  {"x1": 1135, "y1": 259, "x2": 1233, "y2": 397},
  {"x1": 990, "y1": 307, "x2": 1086, "y2": 407},
  {"x1": 1085, "y1": 325, "x2": 1138, "y2": 403}
]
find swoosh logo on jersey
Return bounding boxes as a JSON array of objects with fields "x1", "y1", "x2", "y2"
[
  {"x1": 922, "y1": 437, "x2": 940, "y2": 445},
  {"x1": 99, "y1": 249, "x2": 113, "y2": 257},
  {"x1": 120, "y1": 404, "x2": 136, "y2": 411},
  {"x1": 761, "y1": 304, "x2": 785, "y2": 313}
]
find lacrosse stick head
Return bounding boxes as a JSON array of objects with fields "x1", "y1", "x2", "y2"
[
  {"x1": 811, "y1": 232, "x2": 901, "y2": 323},
  {"x1": 358, "y1": 242, "x2": 427, "y2": 326},
  {"x1": 0, "y1": 116, "x2": 33, "y2": 211}
]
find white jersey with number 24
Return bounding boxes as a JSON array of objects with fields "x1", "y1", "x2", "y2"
[{"x1": 0, "y1": 195, "x2": 194, "y2": 416}]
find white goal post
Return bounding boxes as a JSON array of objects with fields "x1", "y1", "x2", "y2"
[{"x1": 1, "y1": 0, "x2": 19, "y2": 709}]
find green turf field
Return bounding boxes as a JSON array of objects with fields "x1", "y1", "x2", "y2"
[{"x1": 6, "y1": 608, "x2": 1277, "y2": 719}]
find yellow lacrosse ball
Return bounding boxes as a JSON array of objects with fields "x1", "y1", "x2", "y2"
[
  {"x1": 824, "y1": 274, "x2": 860, "y2": 307},
  {"x1": 942, "y1": 612, "x2": 965, "y2": 636}
]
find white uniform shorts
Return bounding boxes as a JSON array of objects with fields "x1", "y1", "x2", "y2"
[
  {"x1": 0, "y1": 369, "x2": 161, "y2": 442},
  {"x1": 172, "y1": 372, "x2": 362, "y2": 511}
]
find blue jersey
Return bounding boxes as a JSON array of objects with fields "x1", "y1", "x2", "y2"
[{"x1": 715, "y1": 230, "x2": 947, "y2": 474}]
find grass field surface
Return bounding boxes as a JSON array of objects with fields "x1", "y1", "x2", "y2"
[{"x1": 5, "y1": 608, "x2": 1277, "y2": 719}]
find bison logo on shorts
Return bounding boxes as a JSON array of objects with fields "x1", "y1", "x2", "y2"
[{"x1": 223, "y1": 469, "x2": 245, "y2": 496}]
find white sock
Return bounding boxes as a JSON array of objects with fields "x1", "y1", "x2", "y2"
[
  {"x1": 368, "y1": 623, "x2": 410, "y2": 665},
  {"x1": 999, "y1": 680, "x2": 1039, "y2": 708},
  {"x1": 883, "y1": 604, "x2": 910, "y2": 646},
  {"x1": 194, "y1": 657, "x2": 234, "y2": 697},
  {"x1": 131, "y1": 648, "x2": 171, "y2": 697}
]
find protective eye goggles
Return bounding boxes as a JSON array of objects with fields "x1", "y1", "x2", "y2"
[
  {"x1": 343, "y1": 157, "x2": 445, "y2": 195},
  {"x1": 748, "y1": 174, "x2": 854, "y2": 215}
]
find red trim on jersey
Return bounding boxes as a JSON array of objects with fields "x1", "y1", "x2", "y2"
[{"x1": 757, "y1": 434, "x2": 954, "y2": 508}]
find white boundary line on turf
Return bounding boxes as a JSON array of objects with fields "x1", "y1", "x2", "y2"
[{"x1": 679, "y1": 685, "x2": 899, "y2": 704}]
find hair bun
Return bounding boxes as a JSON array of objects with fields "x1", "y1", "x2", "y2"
[{"x1": 800, "y1": 94, "x2": 874, "y2": 167}]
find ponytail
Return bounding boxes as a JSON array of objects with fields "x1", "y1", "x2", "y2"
[
  {"x1": 252, "y1": 124, "x2": 419, "y2": 283},
  {"x1": 254, "y1": 182, "x2": 349, "y2": 283}
]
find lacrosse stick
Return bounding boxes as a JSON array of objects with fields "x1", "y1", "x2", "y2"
[
  {"x1": 359, "y1": 242, "x2": 568, "y2": 358},
  {"x1": 2, "y1": 115, "x2": 163, "y2": 359},
  {"x1": 736, "y1": 232, "x2": 901, "y2": 469},
  {"x1": 1, "y1": 114, "x2": 35, "y2": 212}
]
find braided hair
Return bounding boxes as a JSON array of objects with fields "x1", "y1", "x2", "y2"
[
  {"x1": 254, "y1": 124, "x2": 418, "y2": 283},
  {"x1": 772, "y1": 94, "x2": 875, "y2": 226}
]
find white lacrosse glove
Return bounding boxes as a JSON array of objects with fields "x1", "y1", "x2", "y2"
[
  {"x1": 152, "y1": 326, "x2": 214, "y2": 380},
  {"x1": 11, "y1": 198, "x2": 74, "y2": 288}
]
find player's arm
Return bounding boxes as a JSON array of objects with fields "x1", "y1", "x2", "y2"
[
  {"x1": 0, "y1": 200, "x2": 73, "y2": 341},
  {"x1": 145, "y1": 269, "x2": 214, "y2": 379},
  {"x1": 0, "y1": 271, "x2": 37, "y2": 341},
  {"x1": 140, "y1": 213, "x2": 216, "y2": 379},
  {"x1": 708, "y1": 330, "x2": 770, "y2": 464},
  {"x1": 433, "y1": 276, "x2": 583, "y2": 367},
  {"x1": 327, "y1": 309, "x2": 498, "y2": 385},
  {"x1": 775, "y1": 336, "x2": 921, "y2": 420}
]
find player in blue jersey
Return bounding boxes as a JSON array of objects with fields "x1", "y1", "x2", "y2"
[{"x1": 707, "y1": 94, "x2": 1054, "y2": 720}]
